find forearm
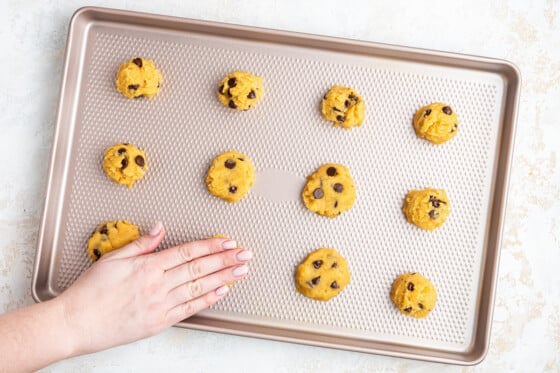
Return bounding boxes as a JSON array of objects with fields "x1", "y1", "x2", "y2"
[{"x1": 0, "y1": 299, "x2": 76, "y2": 373}]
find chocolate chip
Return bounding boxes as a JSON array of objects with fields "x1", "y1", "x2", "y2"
[
  {"x1": 454, "y1": 123, "x2": 458, "y2": 128},
  {"x1": 121, "y1": 158, "x2": 128, "y2": 169},
  {"x1": 424, "y1": 109, "x2": 432, "y2": 116},
  {"x1": 333, "y1": 183, "x2": 344, "y2": 193},
  {"x1": 429, "y1": 195, "x2": 446, "y2": 207},
  {"x1": 135, "y1": 155, "x2": 145, "y2": 167},
  {"x1": 429, "y1": 210, "x2": 439, "y2": 219},
  {"x1": 224, "y1": 159, "x2": 236, "y2": 169},
  {"x1": 348, "y1": 94, "x2": 358, "y2": 102},
  {"x1": 344, "y1": 100, "x2": 350, "y2": 108},
  {"x1": 118, "y1": 148, "x2": 126, "y2": 155},
  {"x1": 128, "y1": 84, "x2": 140, "y2": 90},
  {"x1": 411, "y1": 272, "x2": 417, "y2": 275},
  {"x1": 331, "y1": 262, "x2": 338, "y2": 268},
  {"x1": 313, "y1": 188, "x2": 324, "y2": 199},
  {"x1": 99, "y1": 225, "x2": 108, "y2": 235},
  {"x1": 326, "y1": 167, "x2": 337, "y2": 176},
  {"x1": 123, "y1": 143, "x2": 129, "y2": 145},
  {"x1": 334, "y1": 201, "x2": 339, "y2": 208},
  {"x1": 403, "y1": 307, "x2": 412, "y2": 313},
  {"x1": 157, "y1": 83, "x2": 160, "y2": 88},
  {"x1": 442, "y1": 106, "x2": 453, "y2": 115},
  {"x1": 330, "y1": 281, "x2": 339, "y2": 289},
  {"x1": 229, "y1": 186, "x2": 237, "y2": 193},
  {"x1": 228, "y1": 100, "x2": 237, "y2": 109},
  {"x1": 336, "y1": 115, "x2": 345, "y2": 122},
  {"x1": 312, "y1": 260, "x2": 323, "y2": 269},
  {"x1": 227, "y1": 77, "x2": 237, "y2": 87},
  {"x1": 132, "y1": 58, "x2": 142, "y2": 68},
  {"x1": 333, "y1": 107, "x2": 342, "y2": 112},
  {"x1": 418, "y1": 303, "x2": 424, "y2": 309},
  {"x1": 93, "y1": 248, "x2": 102, "y2": 260},
  {"x1": 407, "y1": 282, "x2": 415, "y2": 291},
  {"x1": 247, "y1": 90, "x2": 256, "y2": 99},
  {"x1": 429, "y1": 195, "x2": 440, "y2": 208},
  {"x1": 311, "y1": 276, "x2": 321, "y2": 285},
  {"x1": 323, "y1": 94, "x2": 328, "y2": 100},
  {"x1": 227, "y1": 89, "x2": 232, "y2": 97},
  {"x1": 218, "y1": 84, "x2": 224, "y2": 94}
]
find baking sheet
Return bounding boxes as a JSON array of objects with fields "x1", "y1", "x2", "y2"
[{"x1": 32, "y1": 7, "x2": 520, "y2": 364}]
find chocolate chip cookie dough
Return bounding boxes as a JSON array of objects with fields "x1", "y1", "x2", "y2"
[
  {"x1": 103, "y1": 143, "x2": 147, "y2": 188},
  {"x1": 402, "y1": 188, "x2": 450, "y2": 230},
  {"x1": 87, "y1": 220, "x2": 140, "y2": 261},
  {"x1": 206, "y1": 151, "x2": 255, "y2": 203},
  {"x1": 390, "y1": 272, "x2": 437, "y2": 318},
  {"x1": 295, "y1": 248, "x2": 351, "y2": 301},
  {"x1": 302, "y1": 164, "x2": 356, "y2": 218},
  {"x1": 413, "y1": 102, "x2": 459, "y2": 144},
  {"x1": 321, "y1": 86, "x2": 365, "y2": 129},
  {"x1": 116, "y1": 57, "x2": 162, "y2": 99},
  {"x1": 218, "y1": 71, "x2": 263, "y2": 110}
]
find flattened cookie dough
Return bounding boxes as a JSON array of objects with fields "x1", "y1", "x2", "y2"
[
  {"x1": 321, "y1": 86, "x2": 365, "y2": 129},
  {"x1": 87, "y1": 220, "x2": 140, "y2": 261},
  {"x1": 390, "y1": 272, "x2": 437, "y2": 318},
  {"x1": 403, "y1": 188, "x2": 450, "y2": 230},
  {"x1": 116, "y1": 57, "x2": 162, "y2": 99},
  {"x1": 302, "y1": 164, "x2": 356, "y2": 218},
  {"x1": 218, "y1": 71, "x2": 263, "y2": 110},
  {"x1": 206, "y1": 151, "x2": 255, "y2": 203},
  {"x1": 296, "y1": 248, "x2": 351, "y2": 301},
  {"x1": 413, "y1": 102, "x2": 459, "y2": 144},
  {"x1": 103, "y1": 143, "x2": 147, "y2": 188}
]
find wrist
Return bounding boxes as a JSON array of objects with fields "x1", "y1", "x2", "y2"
[{"x1": 51, "y1": 295, "x2": 82, "y2": 359}]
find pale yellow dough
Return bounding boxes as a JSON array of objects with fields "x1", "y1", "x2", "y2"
[
  {"x1": 103, "y1": 143, "x2": 147, "y2": 188},
  {"x1": 116, "y1": 57, "x2": 162, "y2": 99},
  {"x1": 302, "y1": 164, "x2": 356, "y2": 218},
  {"x1": 413, "y1": 102, "x2": 459, "y2": 144},
  {"x1": 206, "y1": 151, "x2": 255, "y2": 203},
  {"x1": 321, "y1": 86, "x2": 365, "y2": 129},
  {"x1": 87, "y1": 220, "x2": 140, "y2": 261},
  {"x1": 295, "y1": 248, "x2": 351, "y2": 301},
  {"x1": 218, "y1": 71, "x2": 263, "y2": 110},
  {"x1": 390, "y1": 272, "x2": 437, "y2": 319},
  {"x1": 402, "y1": 188, "x2": 450, "y2": 230}
]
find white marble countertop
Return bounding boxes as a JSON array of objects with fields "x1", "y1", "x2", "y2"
[{"x1": 1, "y1": 0, "x2": 558, "y2": 372}]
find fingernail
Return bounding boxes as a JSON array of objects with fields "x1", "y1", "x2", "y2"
[
  {"x1": 215, "y1": 285, "x2": 229, "y2": 296},
  {"x1": 236, "y1": 250, "x2": 253, "y2": 261},
  {"x1": 222, "y1": 240, "x2": 237, "y2": 250},
  {"x1": 149, "y1": 221, "x2": 163, "y2": 237},
  {"x1": 232, "y1": 264, "x2": 249, "y2": 277}
]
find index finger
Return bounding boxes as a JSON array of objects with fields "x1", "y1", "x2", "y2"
[{"x1": 154, "y1": 238, "x2": 237, "y2": 270}]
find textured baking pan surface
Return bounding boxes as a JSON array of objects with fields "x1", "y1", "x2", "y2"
[{"x1": 33, "y1": 7, "x2": 520, "y2": 364}]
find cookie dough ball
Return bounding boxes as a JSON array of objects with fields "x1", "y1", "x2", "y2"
[
  {"x1": 295, "y1": 248, "x2": 351, "y2": 301},
  {"x1": 218, "y1": 71, "x2": 263, "y2": 110},
  {"x1": 402, "y1": 188, "x2": 450, "y2": 230},
  {"x1": 116, "y1": 57, "x2": 162, "y2": 99},
  {"x1": 87, "y1": 220, "x2": 140, "y2": 261},
  {"x1": 206, "y1": 151, "x2": 255, "y2": 203},
  {"x1": 390, "y1": 272, "x2": 437, "y2": 318},
  {"x1": 302, "y1": 164, "x2": 356, "y2": 218},
  {"x1": 413, "y1": 103, "x2": 459, "y2": 144},
  {"x1": 321, "y1": 86, "x2": 365, "y2": 129},
  {"x1": 103, "y1": 143, "x2": 147, "y2": 188}
]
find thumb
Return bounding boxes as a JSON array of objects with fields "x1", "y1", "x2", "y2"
[{"x1": 104, "y1": 222, "x2": 165, "y2": 260}]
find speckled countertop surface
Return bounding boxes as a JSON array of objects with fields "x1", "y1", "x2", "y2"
[{"x1": 0, "y1": 1, "x2": 558, "y2": 372}]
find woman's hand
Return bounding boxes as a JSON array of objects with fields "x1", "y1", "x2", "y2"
[{"x1": 59, "y1": 222, "x2": 252, "y2": 356}]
